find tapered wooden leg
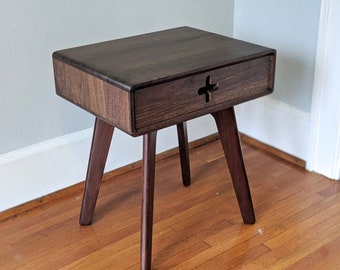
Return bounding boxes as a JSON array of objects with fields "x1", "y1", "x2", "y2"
[
  {"x1": 141, "y1": 131, "x2": 157, "y2": 270},
  {"x1": 211, "y1": 107, "x2": 255, "y2": 224},
  {"x1": 79, "y1": 118, "x2": 114, "y2": 225},
  {"x1": 177, "y1": 122, "x2": 191, "y2": 186}
]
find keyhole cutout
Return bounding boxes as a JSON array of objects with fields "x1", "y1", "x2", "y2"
[{"x1": 198, "y1": 76, "x2": 219, "y2": 102}]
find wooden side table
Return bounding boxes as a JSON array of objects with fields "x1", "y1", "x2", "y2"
[{"x1": 53, "y1": 27, "x2": 276, "y2": 269}]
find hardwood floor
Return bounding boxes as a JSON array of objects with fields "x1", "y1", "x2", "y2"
[{"x1": 1, "y1": 138, "x2": 340, "y2": 269}]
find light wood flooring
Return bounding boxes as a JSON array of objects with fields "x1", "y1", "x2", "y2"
[{"x1": 1, "y1": 138, "x2": 340, "y2": 269}]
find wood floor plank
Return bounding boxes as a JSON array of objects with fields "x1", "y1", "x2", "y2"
[
  {"x1": 286, "y1": 235, "x2": 340, "y2": 270},
  {"x1": 1, "y1": 139, "x2": 339, "y2": 269}
]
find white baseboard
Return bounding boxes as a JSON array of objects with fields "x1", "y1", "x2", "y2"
[
  {"x1": 0, "y1": 128, "x2": 94, "y2": 212},
  {"x1": 235, "y1": 96, "x2": 310, "y2": 161},
  {"x1": 0, "y1": 116, "x2": 217, "y2": 212},
  {"x1": 0, "y1": 97, "x2": 310, "y2": 212}
]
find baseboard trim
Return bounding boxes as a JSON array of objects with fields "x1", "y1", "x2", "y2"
[
  {"x1": 235, "y1": 96, "x2": 310, "y2": 161},
  {"x1": 240, "y1": 134, "x2": 306, "y2": 168},
  {"x1": 0, "y1": 132, "x2": 304, "y2": 223},
  {"x1": 0, "y1": 133, "x2": 219, "y2": 222},
  {"x1": 0, "y1": 115, "x2": 219, "y2": 212},
  {"x1": 0, "y1": 96, "x2": 311, "y2": 214}
]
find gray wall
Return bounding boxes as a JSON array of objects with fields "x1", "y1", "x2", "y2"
[
  {"x1": 234, "y1": 0, "x2": 321, "y2": 113},
  {"x1": 0, "y1": 0, "x2": 234, "y2": 154}
]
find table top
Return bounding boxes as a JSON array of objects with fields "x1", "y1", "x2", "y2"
[
  {"x1": 53, "y1": 26, "x2": 275, "y2": 92},
  {"x1": 53, "y1": 26, "x2": 276, "y2": 136}
]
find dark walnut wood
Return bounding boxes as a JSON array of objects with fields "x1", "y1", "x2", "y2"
[
  {"x1": 53, "y1": 26, "x2": 276, "y2": 136},
  {"x1": 212, "y1": 107, "x2": 255, "y2": 224},
  {"x1": 80, "y1": 118, "x2": 114, "y2": 225},
  {"x1": 52, "y1": 26, "x2": 276, "y2": 270},
  {"x1": 135, "y1": 55, "x2": 273, "y2": 133},
  {"x1": 141, "y1": 132, "x2": 157, "y2": 270},
  {"x1": 177, "y1": 122, "x2": 191, "y2": 187}
]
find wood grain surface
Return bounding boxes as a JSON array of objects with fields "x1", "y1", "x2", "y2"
[
  {"x1": 53, "y1": 27, "x2": 275, "y2": 91},
  {"x1": 53, "y1": 27, "x2": 276, "y2": 136}
]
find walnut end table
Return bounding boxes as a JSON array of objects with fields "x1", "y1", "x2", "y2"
[{"x1": 53, "y1": 26, "x2": 276, "y2": 269}]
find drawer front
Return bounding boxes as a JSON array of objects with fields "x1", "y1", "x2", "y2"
[{"x1": 134, "y1": 55, "x2": 274, "y2": 133}]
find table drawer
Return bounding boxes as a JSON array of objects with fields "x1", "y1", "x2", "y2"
[{"x1": 134, "y1": 55, "x2": 275, "y2": 133}]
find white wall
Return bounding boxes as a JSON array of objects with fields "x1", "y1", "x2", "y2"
[
  {"x1": 307, "y1": 0, "x2": 340, "y2": 180},
  {"x1": 0, "y1": 0, "x2": 234, "y2": 211},
  {"x1": 234, "y1": 0, "x2": 321, "y2": 160},
  {"x1": 2, "y1": 0, "x2": 334, "y2": 212},
  {"x1": 0, "y1": 0, "x2": 233, "y2": 154},
  {"x1": 234, "y1": 0, "x2": 321, "y2": 113}
]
